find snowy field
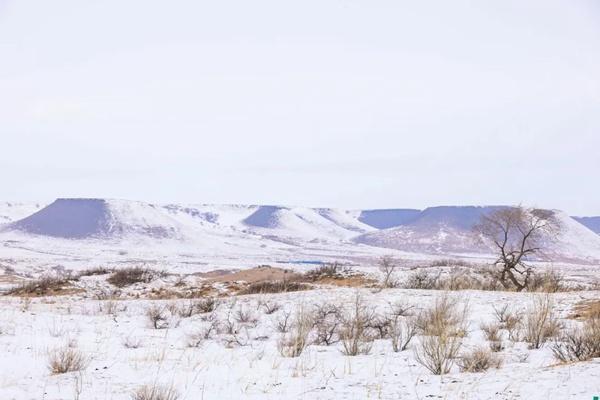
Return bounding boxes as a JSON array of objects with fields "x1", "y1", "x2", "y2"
[{"x1": 1, "y1": 267, "x2": 599, "y2": 400}]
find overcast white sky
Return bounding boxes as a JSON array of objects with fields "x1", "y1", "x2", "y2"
[{"x1": 1, "y1": 1, "x2": 599, "y2": 214}]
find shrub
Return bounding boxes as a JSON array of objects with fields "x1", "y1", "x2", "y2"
[
  {"x1": 529, "y1": 270, "x2": 567, "y2": 293},
  {"x1": 339, "y1": 293, "x2": 376, "y2": 356},
  {"x1": 274, "y1": 310, "x2": 292, "y2": 333},
  {"x1": 312, "y1": 303, "x2": 341, "y2": 346},
  {"x1": 457, "y1": 347, "x2": 502, "y2": 372},
  {"x1": 48, "y1": 346, "x2": 88, "y2": 374},
  {"x1": 552, "y1": 315, "x2": 600, "y2": 363},
  {"x1": 77, "y1": 267, "x2": 113, "y2": 277},
  {"x1": 304, "y1": 262, "x2": 350, "y2": 281},
  {"x1": 131, "y1": 385, "x2": 179, "y2": 400},
  {"x1": 108, "y1": 267, "x2": 158, "y2": 287},
  {"x1": 146, "y1": 305, "x2": 169, "y2": 329},
  {"x1": 415, "y1": 294, "x2": 469, "y2": 337},
  {"x1": 378, "y1": 255, "x2": 399, "y2": 288},
  {"x1": 389, "y1": 315, "x2": 417, "y2": 352},
  {"x1": 523, "y1": 295, "x2": 562, "y2": 349},
  {"x1": 7, "y1": 275, "x2": 73, "y2": 296},
  {"x1": 238, "y1": 281, "x2": 311, "y2": 295},
  {"x1": 277, "y1": 307, "x2": 313, "y2": 357},
  {"x1": 414, "y1": 334, "x2": 462, "y2": 375},
  {"x1": 403, "y1": 270, "x2": 440, "y2": 290},
  {"x1": 260, "y1": 300, "x2": 281, "y2": 315},
  {"x1": 480, "y1": 322, "x2": 504, "y2": 352}
]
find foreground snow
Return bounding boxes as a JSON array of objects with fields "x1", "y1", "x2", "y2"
[{"x1": 1, "y1": 287, "x2": 599, "y2": 400}]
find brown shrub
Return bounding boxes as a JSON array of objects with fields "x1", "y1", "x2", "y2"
[
  {"x1": 415, "y1": 294, "x2": 469, "y2": 337},
  {"x1": 414, "y1": 334, "x2": 462, "y2": 375},
  {"x1": 48, "y1": 346, "x2": 88, "y2": 374},
  {"x1": 523, "y1": 295, "x2": 563, "y2": 349},
  {"x1": 339, "y1": 293, "x2": 376, "y2": 356},
  {"x1": 552, "y1": 315, "x2": 600, "y2": 363},
  {"x1": 108, "y1": 267, "x2": 159, "y2": 287},
  {"x1": 131, "y1": 385, "x2": 179, "y2": 400},
  {"x1": 277, "y1": 307, "x2": 313, "y2": 357},
  {"x1": 7, "y1": 275, "x2": 75, "y2": 296},
  {"x1": 238, "y1": 280, "x2": 311, "y2": 295},
  {"x1": 457, "y1": 347, "x2": 503, "y2": 372}
]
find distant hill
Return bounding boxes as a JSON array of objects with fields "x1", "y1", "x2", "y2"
[{"x1": 573, "y1": 216, "x2": 600, "y2": 234}]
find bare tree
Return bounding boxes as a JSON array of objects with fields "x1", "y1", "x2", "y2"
[
  {"x1": 474, "y1": 206, "x2": 558, "y2": 292},
  {"x1": 378, "y1": 255, "x2": 398, "y2": 288}
]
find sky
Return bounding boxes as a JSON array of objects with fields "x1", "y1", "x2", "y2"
[{"x1": 1, "y1": 1, "x2": 599, "y2": 215}]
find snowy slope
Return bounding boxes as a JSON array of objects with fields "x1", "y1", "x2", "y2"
[
  {"x1": 573, "y1": 216, "x2": 600, "y2": 234},
  {"x1": 0, "y1": 202, "x2": 45, "y2": 225}
]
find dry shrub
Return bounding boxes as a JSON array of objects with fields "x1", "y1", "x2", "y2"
[
  {"x1": 123, "y1": 336, "x2": 143, "y2": 349},
  {"x1": 8, "y1": 275, "x2": 73, "y2": 296},
  {"x1": 480, "y1": 322, "x2": 504, "y2": 352},
  {"x1": 274, "y1": 310, "x2": 292, "y2": 333},
  {"x1": 234, "y1": 306, "x2": 258, "y2": 326},
  {"x1": 339, "y1": 293, "x2": 376, "y2": 356},
  {"x1": 239, "y1": 280, "x2": 311, "y2": 295},
  {"x1": 277, "y1": 307, "x2": 313, "y2": 357},
  {"x1": 552, "y1": 315, "x2": 600, "y2": 363},
  {"x1": 304, "y1": 262, "x2": 350, "y2": 281},
  {"x1": 403, "y1": 270, "x2": 440, "y2": 290},
  {"x1": 77, "y1": 267, "x2": 113, "y2": 277},
  {"x1": 458, "y1": 347, "x2": 502, "y2": 372},
  {"x1": 146, "y1": 304, "x2": 169, "y2": 329},
  {"x1": 523, "y1": 295, "x2": 563, "y2": 349},
  {"x1": 529, "y1": 270, "x2": 567, "y2": 293},
  {"x1": 131, "y1": 385, "x2": 179, "y2": 400},
  {"x1": 48, "y1": 346, "x2": 88, "y2": 374},
  {"x1": 415, "y1": 294, "x2": 469, "y2": 337},
  {"x1": 260, "y1": 300, "x2": 281, "y2": 315},
  {"x1": 389, "y1": 315, "x2": 417, "y2": 352},
  {"x1": 108, "y1": 267, "x2": 159, "y2": 288},
  {"x1": 379, "y1": 255, "x2": 399, "y2": 288},
  {"x1": 312, "y1": 303, "x2": 341, "y2": 346},
  {"x1": 415, "y1": 334, "x2": 462, "y2": 375},
  {"x1": 99, "y1": 300, "x2": 127, "y2": 315}
]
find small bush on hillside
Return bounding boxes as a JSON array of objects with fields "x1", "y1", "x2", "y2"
[
  {"x1": 7, "y1": 275, "x2": 73, "y2": 296},
  {"x1": 78, "y1": 267, "x2": 113, "y2": 277},
  {"x1": 108, "y1": 267, "x2": 159, "y2": 287},
  {"x1": 238, "y1": 280, "x2": 310, "y2": 295},
  {"x1": 457, "y1": 347, "x2": 502, "y2": 372},
  {"x1": 415, "y1": 294, "x2": 469, "y2": 337},
  {"x1": 304, "y1": 262, "x2": 352, "y2": 281},
  {"x1": 529, "y1": 270, "x2": 567, "y2": 293}
]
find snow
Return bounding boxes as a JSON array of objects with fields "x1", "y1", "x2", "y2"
[{"x1": 0, "y1": 287, "x2": 598, "y2": 399}]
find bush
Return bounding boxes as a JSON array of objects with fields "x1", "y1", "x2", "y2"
[
  {"x1": 146, "y1": 304, "x2": 169, "y2": 329},
  {"x1": 403, "y1": 270, "x2": 440, "y2": 290},
  {"x1": 389, "y1": 315, "x2": 417, "y2": 352},
  {"x1": 339, "y1": 293, "x2": 375, "y2": 356},
  {"x1": 529, "y1": 270, "x2": 567, "y2": 293},
  {"x1": 238, "y1": 280, "x2": 311, "y2": 295},
  {"x1": 131, "y1": 385, "x2": 179, "y2": 400},
  {"x1": 304, "y1": 262, "x2": 350, "y2": 281},
  {"x1": 77, "y1": 267, "x2": 113, "y2": 277},
  {"x1": 523, "y1": 295, "x2": 562, "y2": 349},
  {"x1": 48, "y1": 346, "x2": 88, "y2": 374},
  {"x1": 552, "y1": 316, "x2": 600, "y2": 363},
  {"x1": 278, "y1": 307, "x2": 313, "y2": 357},
  {"x1": 8, "y1": 275, "x2": 73, "y2": 296},
  {"x1": 312, "y1": 303, "x2": 341, "y2": 346},
  {"x1": 108, "y1": 267, "x2": 158, "y2": 287},
  {"x1": 415, "y1": 294, "x2": 469, "y2": 337},
  {"x1": 480, "y1": 322, "x2": 504, "y2": 352},
  {"x1": 457, "y1": 347, "x2": 502, "y2": 372},
  {"x1": 414, "y1": 334, "x2": 462, "y2": 375}
]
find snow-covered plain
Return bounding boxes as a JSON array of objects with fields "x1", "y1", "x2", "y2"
[
  {"x1": 1, "y1": 199, "x2": 600, "y2": 400},
  {"x1": 1, "y1": 284, "x2": 599, "y2": 400}
]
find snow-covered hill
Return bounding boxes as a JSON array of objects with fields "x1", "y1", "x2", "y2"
[{"x1": 2, "y1": 199, "x2": 600, "y2": 274}]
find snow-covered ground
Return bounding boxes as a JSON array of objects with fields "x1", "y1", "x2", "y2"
[{"x1": 1, "y1": 286, "x2": 599, "y2": 400}]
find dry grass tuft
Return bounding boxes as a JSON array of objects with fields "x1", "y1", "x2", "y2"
[
  {"x1": 339, "y1": 293, "x2": 376, "y2": 356},
  {"x1": 457, "y1": 347, "x2": 503, "y2": 372},
  {"x1": 131, "y1": 384, "x2": 179, "y2": 400},
  {"x1": 7, "y1": 275, "x2": 78, "y2": 296},
  {"x1": 523, "y1": 295, "x2": 563, "y2": 349},
  {"x1": 277, "y1": 307, "x2": 313, "y2": 357},
  {"x1": 48, "y1": 346, "x2": 88, "y2": 374}
]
